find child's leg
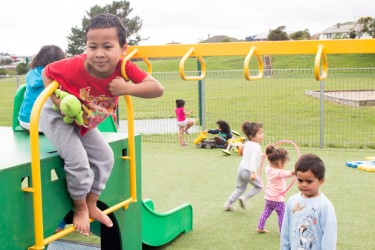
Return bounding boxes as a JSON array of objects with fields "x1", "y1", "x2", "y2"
[
  {"x1": 178, "y1": 127, "x2": 185, "y2": 145},
  {"x1": 86, "y1": 192, "x2": 113, "y2": 228},
  {"x1": 41, "y1": 102, "x2": 113, "y2": 233},
  {"x1": 226, "y1": 168, "x2": 248, "y2": 203},
  {"x1": 257, "y1": 200, "x2": 274, "y2": 232},
  {"x1": 82, "y1": 128, "x2": 114, "y2": 195},
  {"x1": 241, "y1": 177, "x2": 262, "y2": 200},
  {"x1": 274, "y1": 201, "x2": 286, "y2": 232},
  {"x1": 81, "y1": 128, "x2": 114, "y2": 228},
  {"x1": 184, "y1": 120, "x2": 194, "y2": 132}
]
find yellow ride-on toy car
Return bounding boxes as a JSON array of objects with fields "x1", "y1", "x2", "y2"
[
  {"x1": 193, "y1": 131, "x2": 222, "y2": 149},
  {"x1": 194, "y1": 130, "x2": 246, "y2": 152}
]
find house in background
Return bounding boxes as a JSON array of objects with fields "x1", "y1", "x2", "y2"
[
  {"x1": 252, "y1": 32, "x2": 268, "y2": 41},
  {"x1": 319, "y1": 22, "x2": 371, "y2": 39}
]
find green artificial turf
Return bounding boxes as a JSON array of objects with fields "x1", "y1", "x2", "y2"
[{"x1": 141, "y1": 142, "x2": 375, "y2": 249}]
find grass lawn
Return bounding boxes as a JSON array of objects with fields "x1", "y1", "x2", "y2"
[
  {"x1": 33, "y1": 140, "x2": 375, "y2": 249},
  {"x1": 139, "y1": 142, "x2": 374, "y2": 249}
]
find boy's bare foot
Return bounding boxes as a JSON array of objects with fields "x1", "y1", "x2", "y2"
[
  {"x1": 257, "y1": 228, "x2": 271, "y2": 233},
  {"x1": 88, "y1": 206, "x2": 113, "y2": 228},
  {"x1": 86, "y1": 192, "x2": 113, "y2": 228},
  {"x1": 73, "y1": 200, "x2": 90, "y2": 236}
]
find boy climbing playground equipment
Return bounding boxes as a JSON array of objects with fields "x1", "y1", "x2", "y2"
[{"x1": 3, "y1": 60, "x2": 192, "y2": 249}]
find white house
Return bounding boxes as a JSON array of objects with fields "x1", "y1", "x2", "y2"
[
  {"x1": 253, "y1": 32, "x2": 268, "y2": 41},
  {"x1": 319, "y1": 22, "x2": 371, "y2": 40}
]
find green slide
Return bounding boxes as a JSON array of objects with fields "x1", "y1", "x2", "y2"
[{"x1": 142, "y1": 198, "x2": 193, "y2": 247}]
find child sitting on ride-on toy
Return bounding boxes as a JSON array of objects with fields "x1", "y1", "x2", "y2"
[{"x1": 194, "y1": 120, "x2": 233, "y2": 149}]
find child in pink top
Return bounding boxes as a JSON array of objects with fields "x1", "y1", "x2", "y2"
[
  {"x1": 175, "y1": 99, "x2": 194, "y2": 146},
  {"x1": 257, "y1": 145, "x2": 294, "y2": 233}
]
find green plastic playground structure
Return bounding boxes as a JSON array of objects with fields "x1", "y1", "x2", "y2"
[
  {"x1": 142, "y1": 199, "x2": 193, "y2": 247},
  {"x1": 0, "y1": 84, "x2": 193, "y2": 249}
]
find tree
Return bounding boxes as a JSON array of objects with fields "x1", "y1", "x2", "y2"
[
  {"x1": 67, "y1": 0, "x2": 143, "y2": 55},
  {"x1": 0, "y1": 58, "x2": 12, "y2": 65},
  {"x1": 289, "y1": 29, "x2": 311, "y2": 40},
  {"x1": 357, "y1": 16, "x2": 375, "y2": 38},
  {"x1": 349, "y1": 29, "x2": 357, "y2": 39},
  {"x1": 16, "y1": 63, "x2": 27, "y2": 75},
  {"x1": 267, "y1": 26, "x2": 289, "y2": 41}
]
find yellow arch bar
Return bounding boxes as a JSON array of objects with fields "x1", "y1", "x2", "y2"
[
  {"x1": 179, "y1": 47, "x2": 206, "y2": 81},
  {"x1": 244, "y1": 45, "x2": 264, "y2": 81},
  {"x1": 121, "y1": 48, "x2": 152, "y2": 80},
  {"x1": 314, "y1": 44, "x2": 328, "y2": 81}
]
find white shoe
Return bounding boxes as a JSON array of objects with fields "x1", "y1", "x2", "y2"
[
  {"x1": 239, "y1": 197, "x2": 247, "y2": 209},
  {"x1": 224, "y1": 201, "x2": 235, "y2": 211}
]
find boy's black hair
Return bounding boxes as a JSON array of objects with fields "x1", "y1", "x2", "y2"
[
  {"x1": 85, "y1": 13, "x2": 127, "y2": 47},
  {"x1": 176, "y1": 99, "x2": 185, "y2": 108},
  {"x1": 295, "y1": 154, "x2": 325, "y2": 180},
  {"x1": 30, "y1": 45, "x2": 65, "y2": 69},
  {"x1": 216, "y1": 120, "x2": 230, "y2": 133}
]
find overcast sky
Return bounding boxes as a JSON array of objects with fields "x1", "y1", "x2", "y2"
[{"x1": 1, "y1": 0, "x2": 373, "y2": 56}]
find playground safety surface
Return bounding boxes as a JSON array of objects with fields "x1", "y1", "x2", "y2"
[
  {"x1": 48, "y1": 240, "x2": 100, "y2": 250},
  {"x1": 305, "y1": 89, "x2": 375, "y2": 107}
]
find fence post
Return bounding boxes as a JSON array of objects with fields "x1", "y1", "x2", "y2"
[
  {"x1": 16, "y1": 75, "x2": 20, "y2": 88},
  {"x1": 197, "y1": 60, "x2": 206, "y2": 130},
  {"x1": 319, "y1": 68, "x2": 324, "y2": 148}
]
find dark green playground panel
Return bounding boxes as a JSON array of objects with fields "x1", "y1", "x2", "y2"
[{"x1": 0, "y1": 127, "x2": 142, "y2": 249}]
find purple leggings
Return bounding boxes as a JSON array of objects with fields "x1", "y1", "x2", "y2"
[{"x1": 257, "y1": 199, "x2": 285, "y2": 232}]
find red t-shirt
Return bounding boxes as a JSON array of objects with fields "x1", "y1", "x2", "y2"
[{"x1": 44, "y1": 54, "x2": 147, "y2": 135}]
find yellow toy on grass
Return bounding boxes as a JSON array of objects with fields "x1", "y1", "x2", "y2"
[
  {"x1": 193, "y1": 130, "x2": 220, "y2": 149},
  {"x1": 358, "y1": 164, "x2": 375, "y2": 172},
  {"x1": 222, "y1": 130, "x2": 246, "y2": 156},
  {"x1": 193, "y1": 131, "x2": 208, "y2": 145},
  {"x1": 194, "y1": 130, "x2": 246, "y2": 153}
]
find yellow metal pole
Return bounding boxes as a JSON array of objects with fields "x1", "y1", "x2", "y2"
[
  {"x1": 121, "y1": 52, "x2": 138, "y2": 204},
  {"x1": 124, "y1": 95, "x2": 137, "y2": 202},
  {"x1": 28, "y1": 81, "x2": 59, "y2": 250},
  {"x1": 126, "y1": 39, "x2": 375, "y2": 58}
]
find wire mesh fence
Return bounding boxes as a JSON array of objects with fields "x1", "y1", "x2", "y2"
[{"x1": 1, "y1": 68, "x2": 375, "y2": 149}]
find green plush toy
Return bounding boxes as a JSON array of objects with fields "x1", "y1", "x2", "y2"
[{"x1": 53, "y1": 89, "x2": 84, "y2": 126}]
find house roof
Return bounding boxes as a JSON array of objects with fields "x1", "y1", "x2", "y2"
[
  {"x1": 204, "y1": 35, "x2": 239, "y2": 43},
  {"x1": 253, "y1": 32, "x2": 268, "y2": 40},
  {"x1": 321, "y1": 23, "x2": 354, "y2": 34}
]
